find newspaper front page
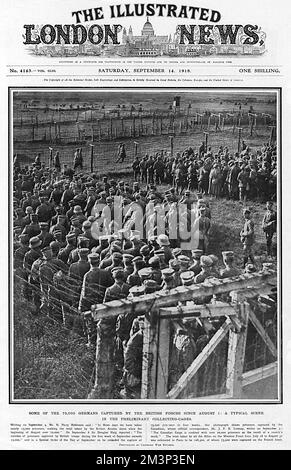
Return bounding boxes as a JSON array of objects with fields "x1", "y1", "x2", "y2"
[{"x1": 0, "y1": 0, "x2": 290, "y2": 452}]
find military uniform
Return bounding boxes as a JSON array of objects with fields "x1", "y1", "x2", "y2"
[{"x1": 262, "y1": 206, "x2": 277, "y2": 256}]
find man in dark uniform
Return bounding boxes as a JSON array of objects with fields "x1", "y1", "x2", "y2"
[
  {"x1": 262, "y1": 201, "x2": 277, "y2": 257},
  {"x1": 79, "y1": 253, "x2": 113, "y2": 346},
  {"x1": 23, "y1": 236, "x2": 43, "y2": 305},
  {"x1": 38, "y1": 222, "x2": 54, "y2": 248},
  {"x1": 58, "y1": 233, "x2": 77, "y2": 264},
  {"x1": 240, "y1": 208, "x2": 255, "y2": 267},
  {"x1": 116, "y1": 143, "x2": 126, "y2": 163},
  {"x1": 68, "y1": 248, "x2": 90, "y2": 309},
  {"x1": 189, "y1": 249, "x2": 203, "y2": 276},
  {"x1": 14, "y1": 234, "x2": 30, "y2": 271},
  {"x1": 22, "y1": 214, "x2": 41, "y2": 238}
]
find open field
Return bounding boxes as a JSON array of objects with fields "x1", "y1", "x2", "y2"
[{"x1": 14, "y1": 126, "x2": 274, "y2": 175}]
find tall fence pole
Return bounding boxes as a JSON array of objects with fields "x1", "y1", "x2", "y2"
[
  {"x1": 170, "y1": 135, "x2": 174, "y2": 158},
  {"x1": 237, "y1": 127, "x2": 243, "y2": 154},
  {"x1": 89, "y1": 144, "x2": 94, "y2": 173}
]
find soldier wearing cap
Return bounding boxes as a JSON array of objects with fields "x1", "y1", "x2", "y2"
[
  {"x1": 127, "y1": 257, "x2": 145, "y2": 287},
  {"x1": 144, "y1": 279, "x2": 161, "y2": 294},
  {"x1": 81, "y1": 220, "x2": 97, "y2": 250},
  {"x1": 161, "y1": 268, "x2": 175, "y2": 290},
  {"x1": 156, "y1": 234, "x2": 173, "y2": 264},
  {"x1": 169, "y1": 258, "x2": 182, "y2": 287},
  {"x1": 53, "y1": 230, "x2": 66, "y2": 250},
  {"x1": 38, "y1": 222, "x2": 54, "y2": 248},
  {"x1": 123, "y1": 233, "x2": 144, "y2": 258},
  {"x1": 84, "y1": 187, "x2": 97, "y2": 218},
  {"x1": 48, "y1": 242, "x2": 69, "y2": 274},
  {"x1": 138, "y1": 267, "x2": 152, "y2": 284},
  {"x1": 71, "y1": 205, "x2": 86, "y2": 225},
  {"x1": 68, "y1": 248, "x2": 91, "y2": 308},
  {"x1": 140, "y1": 244, "x2": 151, "y2": 265},
  {"x1": 22, "y1": 213, "x2": 41, "y2": 238},
  {"x1": 262, "y1": 201, "x2": 277, "y2": 257},
  {"x1": 69, "y1": 217, "x2": 83, "y2": 238},
  {"x1": 209, "y1": 254, "x2": 220, "y2": 278},
  {"x1": 50, "y1": 215, "x2": 67, "y2": 241},
  {"x1": 24, "y1": 237, "x2": 44, "y2": 310},
  {"x1": 192, "y1": 206, "x2": 211, "y2": 253},
  {"x1": 23, "y1": 236, "x2": 42, "y2": 278},
  {"x1": 128, "y1": 285, "x2": 145, "y2": 298},
  {"x1": 99, "y1": 241, "x2": 122, "y2": 269},
  {"x1": 14, "y1": 234, "x2": 30, "y2": 272},
  {"x1": 79, "y1": 253, "x2": 114, "y2": 345},
  {"x1": 189, "y1": 249, "x2": 203, "y2": 276},
  {"x1": 58, "y1": 233, "x2": 76, "y2": 264},
  {"x1": 180, "y1": 270, "x2": 195, "y2": 286},
  {"x1": 240, "y1": 208, "x2": 255, "y2": 267},
  {"x1": 153, "y1": 248, "x2": 167, "y2": 269},
  {"x1": 104, "y1": 269, "x2": 129, "y2": 303},
  {"x1": 35, "y1": 196, "x2": 54, "y2": 223},
  {"x1": 105, "y1": 252, "x2": 124, "y2": 273},
  {"x1": 220, "y1": 251, "x2": 241, "y2": 278},
  {"x1": 93, "y1": 235, "x2": 110, "y2": 256},
  {"x1": 178, "y1": 255, "x2": 191, "y2": 274},
  {"x1": 68, "y1": 236, "x2": 89, "y2": 264},
  {"x1": 123, "y1": 253, "x2": 134, "y2": 278},
  {"x1": 194, "y1": 255, "x2": 213, "y2": 284},
  {"x1": 148, "y1": 256, "x2": 162, "y2": 285},
  {"x1": 21, "y1": 206, "x2": 34, "y2": 228}
]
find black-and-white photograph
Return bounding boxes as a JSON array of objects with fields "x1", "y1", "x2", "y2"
[{"x1": 10, "y1": 88, "x2": 280, "y2": 402}]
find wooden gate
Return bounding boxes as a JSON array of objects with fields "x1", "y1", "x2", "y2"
[{"x1": 89, "y1": 268, "x2": 278, "y2": 399}]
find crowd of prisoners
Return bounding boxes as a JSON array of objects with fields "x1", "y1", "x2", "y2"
[{"x1": 13, "y1": 139, "x2": 277, "y2": 397}]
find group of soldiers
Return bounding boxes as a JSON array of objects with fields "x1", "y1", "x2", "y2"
[
  {"x1": 13, "y1": 144, "x2": 277, "y2": 398},
  {"x1": 131, "y1": 141, "x2": 277, "y2": 201}
]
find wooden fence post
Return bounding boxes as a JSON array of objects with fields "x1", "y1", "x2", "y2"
[
  {"x1": 226, "y1": 292, "x2": 250, "y2": 398},
  {"x1": 88, "y1": 318, "x2": 116, "y2": 399},
  {"x1": 89, "y1": 144, "x2": 94, "y2": 173},
  {"x1": 155, "y1": 317, "x2": 171, "y2": 398},
  {"x1": 141, "y1": 310, "x2": 159, "y2": 399},
  {"x1": 170, "y1": 135, "x2": 174, "y2": 158}
]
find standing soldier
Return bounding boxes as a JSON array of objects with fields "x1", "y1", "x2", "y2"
[
  {"x1": 116, "y1": 143, "x2": 126, "y2": 163},
  {"x1": 240, "y1": 208, "x2": 255, "y2": 267},
  {"x1": 262, "y1": 201, "x2": 277, "y2": 257},
  {"x1": 53, "y1": 151, "x2": 61, "y2": 172},
  {"x1": 192, "y1": 206, "x2": 211, "y2": 254},
  {"x1": 23, "y1": 236, "x2": 43, "y2": 310},
  {"x1": 132, "y1": 156, "x2": 141, "y2": 181},
  {"x1": 79, "y1": 253, "x2": 113, "y2": 346},
  {"x1": 68, "y1": 248, "x2": 91, "y2": 312}
]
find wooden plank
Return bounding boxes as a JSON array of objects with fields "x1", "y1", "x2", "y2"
[
  {"x1": 155, "y1": 318, "x2": 171, "y2": 399},
  {"x1": 166, "y1": 318, "x2": 232, "y2": 399},
  {"x1": 141, "y1": 310, "x2": 159, "y2": 399},
  {"x1": 249, "y1": 308, "x2": 277, "y2": 358},
  {"x1": 187, "y1": 393, "x2": 231, "y2": 400},
  {"x1": 159, "y1": 304, "x2": 236, "y2": 319},
  {"x1": 91, "y1": 271, "x2": 276, "y2": 321},
  {"x1": 242, "y1": 362, "x2": 277, "y2": 388},
  {"x1": 226, "y1": 302, "x2": 250, "y2": 398}
]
